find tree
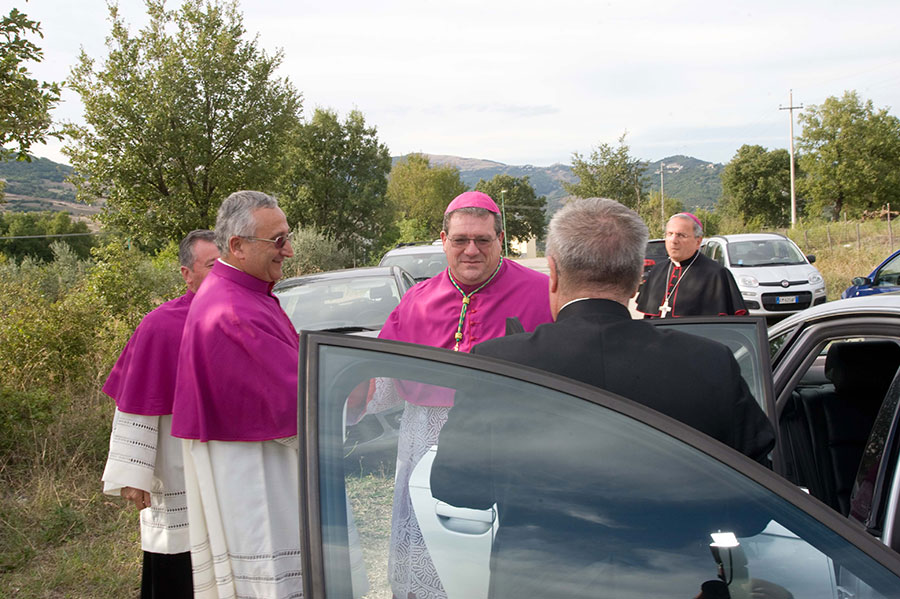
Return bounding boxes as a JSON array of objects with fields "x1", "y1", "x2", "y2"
[
  {"x1": 0, "y1": 8, "x2": 60, "y2": 164},
  {"x1": 639, "y1": 192, "x2": 685, "y2": 238},
  {"x1": 386, "y1": 154, "x2": 468, "y2": 240},
  {"x1": 797, "y1": 91, "x2": 900, "y2": 220},
  {"x1": 473, "y1": 174, "x2": 547, "y2": 242},
  {"x1": 276, "y1": 108, "x2": 393, "y2": 264},
  {"x1": 64, "y1": 0, "x2": 302, "y2": 248},
  {"x1": 564, "y1": 133, "x2": 649, "y2": 210},
  {"x1": 720, "y1": 145, "x2": 794, "y2": 227},
  {"x1": 0, "y1": 211, "x2": 94, "y2": 262}
]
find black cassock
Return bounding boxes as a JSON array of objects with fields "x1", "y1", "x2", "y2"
[{"x1": 636, "y1": 250, "x2": 746, "y2": 318}]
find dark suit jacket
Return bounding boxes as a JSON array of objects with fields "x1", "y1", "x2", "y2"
[{"x1": 430, "y1": 299, "x2": 775, "y2": 598}]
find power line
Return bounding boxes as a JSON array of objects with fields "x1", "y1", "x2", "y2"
[{"x1": 0, "y1": 232, "x2": 100, "y2": 240}]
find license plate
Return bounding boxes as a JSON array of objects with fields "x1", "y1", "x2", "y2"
[{"x1": 776, "y1": 295, "x2": 798, "y2": 305}]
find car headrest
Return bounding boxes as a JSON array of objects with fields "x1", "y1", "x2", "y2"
[{"x1": 825, "y1": 341, "x2": 900, "y2": 401}]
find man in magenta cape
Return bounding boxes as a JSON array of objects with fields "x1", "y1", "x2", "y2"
[
  {"x1": 637, "y1": 212, "x2": 747, "y2": 318},
  {"x1": 373, "y1": 191, "x2": 552, "y2": 599},
  {"x1": 101, "y1": 229, "x2": 219, "y2": 599},
  {"x1": 171, "y1": 191, "x2": 301, "y2": 599}
]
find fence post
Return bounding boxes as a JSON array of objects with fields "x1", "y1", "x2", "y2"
[
  {"x1": 827, "y1": 225, "x2": 832, "y2": 250},
  {"x1": 803, "y1": 229, "x2": 809, "y2": 250},
  {"x1": 890, "y1": 203, "x2": 894, "y2": 253},
  {"x1": 856, "y1": 222, "x2": 861, "y2": 250}
]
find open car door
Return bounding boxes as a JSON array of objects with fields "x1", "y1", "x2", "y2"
[{"x1": 297, "y1": 331, "x2": 900, "y2": 599}]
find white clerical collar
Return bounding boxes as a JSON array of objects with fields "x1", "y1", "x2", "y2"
[
  {"x1": 560, "y1": 297, "x2": 592, "y2": 311},
  {"x1": 218, "y1": 257, "x2": 241, "y2": 271}
]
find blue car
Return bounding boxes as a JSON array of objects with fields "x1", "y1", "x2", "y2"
[{"x1": 841, "y1": 248, "x2": 900, "y2": 298}]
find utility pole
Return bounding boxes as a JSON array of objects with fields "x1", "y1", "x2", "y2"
[
  {"x1": 500, "y1": 189, "x2": 509, "y2": 257},
  {"x1": 659, "y1": 161, "x2": 665, "y2": 231},
  {"x1": 779, "y1": 90, "x2": 803, "y2": 228}
]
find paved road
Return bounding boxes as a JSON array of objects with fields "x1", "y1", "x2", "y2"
[{"x1": 512, "y1": 257, "x2": 642, "y2": 319}]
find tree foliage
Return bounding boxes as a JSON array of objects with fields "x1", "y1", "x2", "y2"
[
  {"x1": 720, "y1": 145, "x2": 794, "y2": 227},
  {"x1": 64, "y1": 0, "x2": 302, "y2": 248},
  {"x1": 387, "y1": 154, "x2": 468, "y2": 240},
  {"x1": 0, "y1": 211, "x2": 94, "y2": 262},
  {"x1": 564, "y1": 133, "x2": 649, "y2": 210},
  {"x1": 473, "y1": 174, "x2": 547, "y2": 242},
  {"x1": 0, "y1": 8, "x2": 60, "y2": 163},
  {"x1": 276, "y1": 108, "x2": 393, "y2": 263},
  {"x1": 797, "y1": 91, "x2": 900, "y2": 220},
  {"x1": 639, "y1": 192, "x2": 685, "y2": 238}
]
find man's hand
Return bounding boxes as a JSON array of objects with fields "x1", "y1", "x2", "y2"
[{"x1": 121, "y1": 486, "x2": 151, "y2": 510}]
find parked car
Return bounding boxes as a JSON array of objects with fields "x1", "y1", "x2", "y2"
[
  {"x1": 379, "y1": 240, "x2": 447, "y2": 282},
  {"x1": 701, "y1": 233, "x2": 827, "y2": 316},
  {"x1": 295, "y1": 295, "x2": 900, "y2": 599},
  {"x1": 273, "y1": 265, "x2": 416, "y2": 334},
  {"x1": 641, "y1": 238, "x2": 666, "y2": 283},
  {"x1": 842, "y1": 248, "x2": 900, "y2": 298}
]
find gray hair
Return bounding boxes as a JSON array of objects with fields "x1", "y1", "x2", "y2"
[
  {"x1": 546, "y1": 198, "x2": 648, "y2": 295},
  {"x1": 667, "y1": 213, "x2": 703, "y2": 237},
  {"x1": 178, "y1": 229, "x2": 216, "y2": 268},
  {"x1": 442, "y1": 207, "x2": 503, "y2": 236},
  {"x1": 214, "y1": 191, "x2": 279, "y2": 255}
]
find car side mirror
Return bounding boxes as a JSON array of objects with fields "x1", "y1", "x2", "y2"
[
  {"x1": 851, "y1": 277, "x2": 871, "y2": 286},
  {"x1": 806, "y1": 254, "x2": 816, "y2": 264}
]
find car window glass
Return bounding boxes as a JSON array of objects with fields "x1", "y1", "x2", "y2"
[
  {"x1": 850, "y1": 369, "x2": 900, "y2": 536},
  {"x1": 310, "y1": 342, "x2": 900, "y2": 599},
  {"x1": 651, "y1": 319, "x2": 771, "y2": 415},
  {"x1": 728, "y1": 239, "x2": 806, "y2": 267},
  {"x1": 382, "y1": 252, "x2": 448, "y2": 280},
  {"x1": 274, "y1": 275, "x2": 401, "y2": 331},
  {"x1": 874, "y1": 253, "x2": 900, "y2": 287}
]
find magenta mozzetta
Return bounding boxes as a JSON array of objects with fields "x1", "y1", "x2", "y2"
[{"x1": 171, "y1": 260, "x2": 299, "y2": 442}]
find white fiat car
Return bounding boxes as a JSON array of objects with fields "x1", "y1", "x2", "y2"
[{"x1": 701, "y1": 233, "x2": 827, "y2": 317}]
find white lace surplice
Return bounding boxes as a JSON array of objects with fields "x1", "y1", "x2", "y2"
[
  {"x1": 368, "y1": 378, "x2": 450, "y2": 599},
  {"x1": 101, "y1": 410, "x2": 190, "y2": 554}
]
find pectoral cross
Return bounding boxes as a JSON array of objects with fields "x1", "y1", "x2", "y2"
[{"x1": 659, "y1": 300, "x2": 671, "y2": 318}]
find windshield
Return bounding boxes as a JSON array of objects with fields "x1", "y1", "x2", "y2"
[
  {"x1": 727, "y1": 239, "x2": 807, "y2": 267},
  {"x1": 381, "y1": 252, "x2": 447, "y2": 280},
  {"x1": 275, "y1": 275, "x2": 401, "y2": 332}
]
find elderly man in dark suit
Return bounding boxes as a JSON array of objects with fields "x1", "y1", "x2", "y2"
[{"x1": 430, "y1": 197, "x2": 776, "y2": 598}]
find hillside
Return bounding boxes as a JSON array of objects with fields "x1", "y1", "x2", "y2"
[
  {"x1": 0, "y1": 157, "x2": 100, "y2": 216},
  {"x1": 7, "y1": 153, "x2": 723, "y2": 219}
]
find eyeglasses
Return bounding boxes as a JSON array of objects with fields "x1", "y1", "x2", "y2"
[
  {"x1": 241, "y1": 232, "x2": 293, "y2": 249},
  {"x1": 448, "y1": 236, "x2": 497, "y2": 249},
  {"x1": 665, "y1": 231, "x2": 695, "y2": 240}
]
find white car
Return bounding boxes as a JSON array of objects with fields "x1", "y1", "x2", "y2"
[
  {"x1": 378, "y1": 240, "x2": 447, "y2": 282},
  {"x1": 701, "y1": 233, "x2": 827, "y2": 317}
]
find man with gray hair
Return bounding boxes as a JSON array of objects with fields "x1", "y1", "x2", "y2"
[
  {"x1": 102, "y1": 229, "x2": 218, "y2": 599},
  {"x1": 636, "y1": 211, "x2": 746, "y2": 317},
  {"x1": 171, "y1": 191, "x2": 302, "y2": 599},
  {"x1": 430, "y1": 198, "x2": 774, "y2": 598}
]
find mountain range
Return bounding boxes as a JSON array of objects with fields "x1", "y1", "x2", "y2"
[{"x1": 2, "y1": 154, "x2": 725, "y2": 217}]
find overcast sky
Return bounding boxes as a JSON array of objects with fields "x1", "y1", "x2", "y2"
[{"x1": 14, "y1": 0, "x2": 900, "y2": 167}]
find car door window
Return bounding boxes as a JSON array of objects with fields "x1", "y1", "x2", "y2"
[
  {"x1": 301, "y1": 334, "x2": 900, "y2": 599},
  {"x1": 875, "y1": 253, "x2": 900, "y2": 287},
  {"x1": 650, "y1": 317, "x2": 774, "y2": 417},
  {"x1": 849, "y1": 368, "x2": 900, "y2": 546}
]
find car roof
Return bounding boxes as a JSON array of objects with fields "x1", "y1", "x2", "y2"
[
  {"x1": 709, "y1": 233, "x2": 789, "y2": 242},
  {"x1": 273, "y1": 265, "x2": 402, "y2": 291},
  {"x1": 382, "y1": 241, "x2": 443, "y2": 256},
  {"x1": 768, "y1": 294, "x2": 900, "y2": 336}
]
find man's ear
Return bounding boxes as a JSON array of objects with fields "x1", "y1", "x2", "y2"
[
  {"x1": 180, "y1": 265, "x2": 191, "y2": 286},
  {"x1": 228, "y1": 235, "x2": 243, "y2": 258},
  {"x1": 547, "y1": 256, "x2": 559, "y2": 295}
]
